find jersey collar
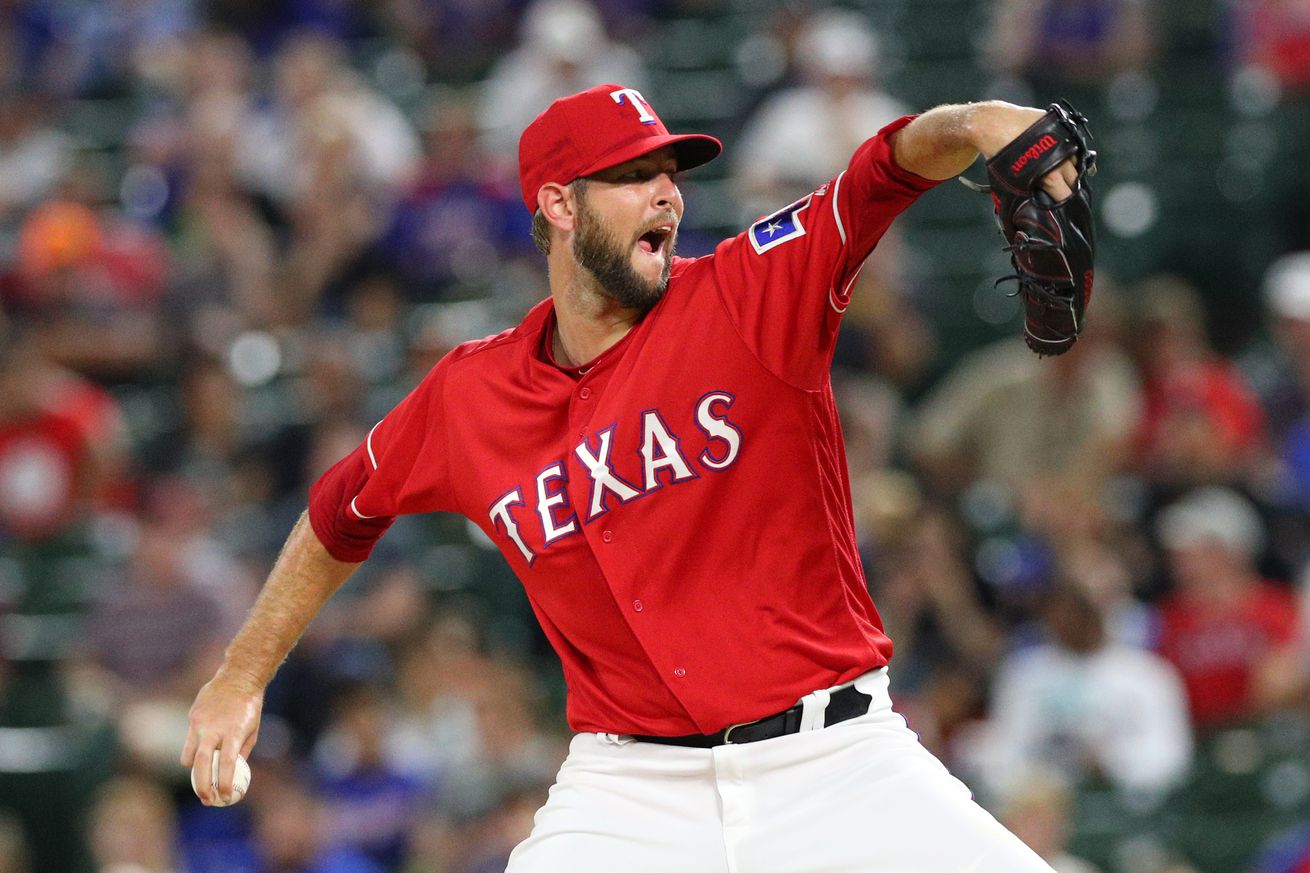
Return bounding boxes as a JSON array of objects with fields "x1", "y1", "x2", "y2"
[{"x1": 540, "y1": 306, "x2": 640, "y2": 380}]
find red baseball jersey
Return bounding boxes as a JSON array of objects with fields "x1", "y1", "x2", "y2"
[
  {"x1": 1157, "y1": 581, "x2": 1300, "y2": 727},
  {"x1": 310, "y1": 116, "x2": 940, "y2": 736}
]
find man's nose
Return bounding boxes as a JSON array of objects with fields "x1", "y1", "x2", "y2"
[{"x1": 651, "y1": 172, "x2": 680, "y2": 210}]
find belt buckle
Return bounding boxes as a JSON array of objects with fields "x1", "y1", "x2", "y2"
[{"x1": 721, "y1": 718, "x2": 752, "y2": 744}]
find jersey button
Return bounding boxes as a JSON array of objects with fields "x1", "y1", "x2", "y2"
[
  {"x1": 602, "y1": 530, "x2": 614, "y2": 543},
  {"x1": 632, "y1": 599, "x2": 643, "y2": 612},
  {"x1": 673, "y1": 667, "x2": 687, "y2": 678},
  {"x1": 579, "y1": 387, "x2": 592, "y2": 400}
]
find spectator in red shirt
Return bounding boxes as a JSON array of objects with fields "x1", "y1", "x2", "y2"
[
  {"x1": 0, "y1": 319, "x2": 128, "y2": 542},
  {"x1": 1155, "y1": 486, "x2": 1305, "y2": 729},
  {"x1": 1131, "y1": 276, "x2": 1266, "y2": 489},
  {"x1": 1230, "y1": 0, "x2": 1310, "y2": 94}
]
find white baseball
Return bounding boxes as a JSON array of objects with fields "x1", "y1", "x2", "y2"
[{"x1": 191, "y1": 750, "x2": 251, "y2": 806}]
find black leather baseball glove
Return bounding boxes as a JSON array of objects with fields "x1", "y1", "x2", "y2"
[{"x1": 964, "y1": 100, "x2": 1097, "y2": 356}]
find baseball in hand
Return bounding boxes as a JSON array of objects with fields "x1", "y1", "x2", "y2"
[{"x1": 191, "y1": 750, "x2": 251, "y2": 806}]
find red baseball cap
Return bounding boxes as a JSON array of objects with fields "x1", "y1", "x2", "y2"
[{"x1": 518, "y1": 83, "x2": 722, "y2": 213}]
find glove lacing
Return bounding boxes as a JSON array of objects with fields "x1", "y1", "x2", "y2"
[{"x1": 994, "y1": 237, "x2": 1081, "y2": 346}]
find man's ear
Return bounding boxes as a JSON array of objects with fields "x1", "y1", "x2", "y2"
[{"x1": 538, "y1": 183, "x2": 578, "y2": 233}]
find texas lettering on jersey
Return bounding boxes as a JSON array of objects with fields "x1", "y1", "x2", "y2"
[{"x1": 488, "y1": 391, "x2": 742, "y2": 565}]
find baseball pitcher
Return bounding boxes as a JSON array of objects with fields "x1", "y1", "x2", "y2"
[{"x1": 183, "y1": 82, "x2": 1095, "y2": 872}]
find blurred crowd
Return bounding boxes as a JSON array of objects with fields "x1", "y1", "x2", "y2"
[{"x1": 1, "y1": 1, "x2": 1310, "y2": 873}]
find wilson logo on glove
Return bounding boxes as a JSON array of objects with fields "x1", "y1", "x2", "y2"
[{"x1": 1010, "y1": 134, "x2": 1059, "y2": 175}]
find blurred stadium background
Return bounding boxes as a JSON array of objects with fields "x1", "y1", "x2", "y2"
[{"x1": 1, "y1": 0, "x2": 1309, "y2": 871}]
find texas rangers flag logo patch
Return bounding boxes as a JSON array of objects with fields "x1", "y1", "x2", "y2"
[{"x1": 749, "y1": 195, "x2": 810, "y2": 254}]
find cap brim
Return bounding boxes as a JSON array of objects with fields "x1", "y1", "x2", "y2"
[{"x1": 577, "y1": 133, "x2": 722, "y2": 180}]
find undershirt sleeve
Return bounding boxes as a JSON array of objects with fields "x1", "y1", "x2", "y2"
[
  {"x1": 308, "y1": 357, "x2": 456, "y2": 562},
  {"x1": 710, "y1": 115, "x2": 941, "y2": 388}
]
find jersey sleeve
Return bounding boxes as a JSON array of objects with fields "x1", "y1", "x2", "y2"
[
  {"x1": 710, "y1": 115, "x2": 940, "y2": 387},
  {"x1": 308, "y1": 357, "x2": 457, "y2": 562}
]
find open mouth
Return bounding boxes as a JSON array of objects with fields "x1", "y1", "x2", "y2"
[{"x1": 636, "y1": 224, "x2": 674, "y2": 257}]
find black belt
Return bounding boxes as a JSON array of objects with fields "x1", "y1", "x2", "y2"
[{"x1": 632, "y1": 683, "x2": 873, "y2": 748}]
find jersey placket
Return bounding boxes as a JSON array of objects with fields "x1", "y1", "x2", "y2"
[
  {"x1": 565, "y1": 366, "x2": 628, "y2": 577},
  {"x1": 563, "y1": 359, "x2": 703, "y2": 714}
]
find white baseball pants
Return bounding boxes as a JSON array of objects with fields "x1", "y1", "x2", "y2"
[{"x1": 506, "y1": 668, "x2": 1055, "y2": 873}]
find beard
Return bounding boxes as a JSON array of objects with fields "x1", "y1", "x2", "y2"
[{"x1": 572, "y1": 196, "x2": 676, "y2": 313}]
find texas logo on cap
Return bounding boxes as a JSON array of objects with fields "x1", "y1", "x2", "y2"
[{"x1": 518, "y1": 84, "x2": 722, "y2": 213}]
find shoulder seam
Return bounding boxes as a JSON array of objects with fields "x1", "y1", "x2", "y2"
[{"x1": 446, "y1": 327, "x2": 531, "y2": 367}]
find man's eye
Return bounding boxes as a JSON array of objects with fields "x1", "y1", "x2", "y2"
[{"x1": 617, "y1": 167, "x2": 676, "y2": 182}]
